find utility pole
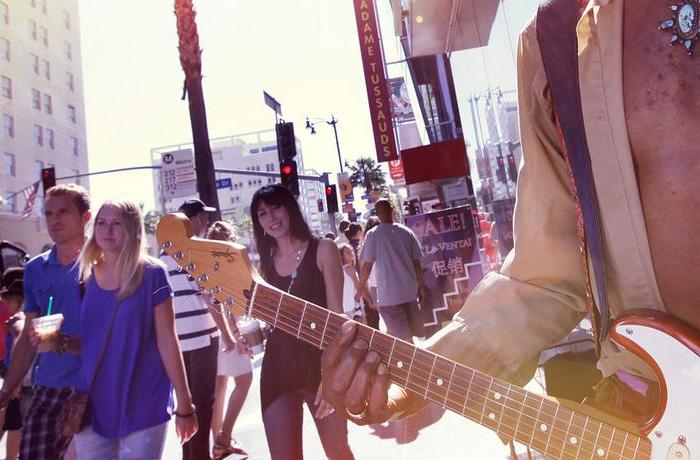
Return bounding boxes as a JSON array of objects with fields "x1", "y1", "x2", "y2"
[{"x1": 174, "y1": 0, "x2": 221, "y2": 221}]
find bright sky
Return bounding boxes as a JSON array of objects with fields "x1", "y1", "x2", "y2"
[{"x1": 79, "y1": 0, "x2": 539, "y2": 211}]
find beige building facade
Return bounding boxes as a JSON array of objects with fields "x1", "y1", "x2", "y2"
[{"x1": 0, "y1": 0, "x2": 88, "y2": 255}]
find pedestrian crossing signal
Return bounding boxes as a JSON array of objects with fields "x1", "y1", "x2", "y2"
[
  {"x1": 325, "y1": 185, "x2": 338, "y2": 214},
  {"x1": 280, "y1": 160, "x2": 299, "y2": 197},
  {"x1": 41, "y1": 167, "x2": 56, "y2": 195}
]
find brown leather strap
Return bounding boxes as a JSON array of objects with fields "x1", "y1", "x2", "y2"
[{"x1": 536, "y1": 0, "x2": 610, "y2": 350}]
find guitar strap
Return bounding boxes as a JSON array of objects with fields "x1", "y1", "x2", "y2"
[{"x1": 536, "y1": 0, "x2": 610, "y2": 353}]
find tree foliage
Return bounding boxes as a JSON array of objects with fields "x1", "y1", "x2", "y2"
[{"x1": 346, "y1": 157, "x2": 386, "y2": 196}]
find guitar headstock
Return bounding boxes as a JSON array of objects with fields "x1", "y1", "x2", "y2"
[{"x1": 156, "y1": 213, "x2": 259, "y2": 316}]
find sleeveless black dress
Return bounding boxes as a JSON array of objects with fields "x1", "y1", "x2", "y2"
[{"x1": 260, "y1": 238, "x2": 327, "y2": 413}]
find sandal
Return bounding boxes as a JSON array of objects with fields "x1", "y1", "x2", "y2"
[{"x1": 213, "y1": 431, "x2": 248, "y2": 459}]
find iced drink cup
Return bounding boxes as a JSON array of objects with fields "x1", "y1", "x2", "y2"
[{"x1": 32, "y1": 313, "x2": 64, "y2": 340}]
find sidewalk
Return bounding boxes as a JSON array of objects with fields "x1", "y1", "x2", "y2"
[{"x1": 161, "y1": 354, "x2": 545, "y2": 459}]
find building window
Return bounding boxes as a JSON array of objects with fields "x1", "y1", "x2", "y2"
[
  {"x1": 39, "y1": 26, "x2": 47, "y2": 46},
  {"x1": 31, "y1": 89, "x2": 41, "y2": 109},
  {"x1": 46, "y1": 128, "x2": 54, "y2": 149},
  {"x1": 70, "y1": 136, "x2": 78, "y2": 156},
  {"x1": 33, "y1": 124, "x2": 43, "y2": 146},
  {"x1": 64, "y1": 41, "x2": 72, "y2": 60},
  {"x1": 30, "y1": 53, "x2": 39, "y2": 74},
  {"x1": 43, "y1": 94, "x2": 52, "y2": 114},
  {"x1": 66, "y1": 71, "x2": 74, "y2": 91},
  {"x1": 4, "y1": 152, "x2": 15, "y2": 176},
  {"x1": 5, "y1": 194, "x2": 16, "y2": 213},
  {"x1": 2, "y1": 114, "x2": 13, "y2": 137},
  {"x1": 35, "y1": 160, "x2": 44, "y2": 178},
  {"x1": 41, "y1": 59, "x2": 49, "y2": 79},
  {"x1": 0, "y1": 75, "x2": 10, "y2": 99},
  {"x1": 0, "y1": 2, "x2": 8, "y2": 25},
  {"x1": 62, "y1": 10, "x2": 70, "y2": 29},
  {"x1": 40, "y1": 0, "x2": 46, "y2": 14},
  {"x1": 28, "y1": 19, "x2": 36, "y2": 40},
  {"x1": 0, "y1": 37, "x2": 9, "y2": 61},
  {"x1": 68, "y1": 104, "x2": 76, "y2": 123}
]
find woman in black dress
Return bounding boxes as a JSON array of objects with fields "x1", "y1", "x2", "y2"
[{"x1": 251, "y1": 185, "x2": 354, "y2": 460}]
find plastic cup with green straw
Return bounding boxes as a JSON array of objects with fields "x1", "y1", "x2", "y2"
[{"x1": 47, "y1": 296, "x2": 54, "y2": 316}]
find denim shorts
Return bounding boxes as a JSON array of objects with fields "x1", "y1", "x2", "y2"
[{"x1": 74, "y1": 422, "x2": 167, "y2": 460}]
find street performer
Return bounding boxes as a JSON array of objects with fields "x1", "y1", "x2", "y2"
[{"x1": 321, "y1": 0, "x2": 700, "y2": 436}]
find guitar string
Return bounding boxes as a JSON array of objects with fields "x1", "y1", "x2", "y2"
[
  {"x1": 170, "y1": 249, "x2": 647, "y2": 459},
  {"x1": 241, "y1": 288, "x2": 645, "y2": 458}
]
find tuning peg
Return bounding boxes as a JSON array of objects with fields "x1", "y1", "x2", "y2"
[
  {"x1": 185, "y1": 263, "x2": 196, "y2": 272},
  {"x1": 174, "y1": 251, "x2": 185, "y2": 260},
  {"x1": 197, "y1": 274, "x2": 209, "y2": 283},
  {"x1": 211, "y1": 286, "x2": 222, "y2": 294},
  {"x1": 161, "y1": 241, "x2": 173, "y2": 249}
]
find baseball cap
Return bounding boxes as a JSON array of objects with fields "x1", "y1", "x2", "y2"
[{"x1": 178, "y1": 199, "x2": 217, "y2": 218}]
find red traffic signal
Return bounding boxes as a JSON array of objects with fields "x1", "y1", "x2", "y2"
[
  {"x1": 279, "y1": 160, "x2": 299, "y2": 197},
  {"x1": 325, "y1": 184, "x2": 338, "y2": 213}
]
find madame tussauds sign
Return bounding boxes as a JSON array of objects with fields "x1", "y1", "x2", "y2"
[{"x1": 352, "y1": 0, "x2": 398, "y2": 162}]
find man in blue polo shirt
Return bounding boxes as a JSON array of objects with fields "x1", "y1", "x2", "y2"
[{"x1": 0, "y1": 184, "x2": 91, "y2": 460}]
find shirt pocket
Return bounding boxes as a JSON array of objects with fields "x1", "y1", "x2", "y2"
[{"x1": 31, "y1": 285, "x2": 53, "y2": 316}]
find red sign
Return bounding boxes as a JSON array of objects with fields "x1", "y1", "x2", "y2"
[
  {"x1": 353, "y1": 0, "x2": 398, "y2": 163},
  {"x1": 401, "y1": 137, "x2": 469, "y2": 185},
  {"x1": 388, "y1": 159, "x2": 404, "y2": 180}
]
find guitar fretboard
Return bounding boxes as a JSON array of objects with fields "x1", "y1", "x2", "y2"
[{"x1": 250, "y1": 283, "x2": 650, "y2": 460}]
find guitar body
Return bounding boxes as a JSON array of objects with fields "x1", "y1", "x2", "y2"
[
  {"x1": 612, "y1": 311, "x2": 700, "y2": 460},
  {"x1": 156, "y1": 213, "x2": 698, "y2": 460}
]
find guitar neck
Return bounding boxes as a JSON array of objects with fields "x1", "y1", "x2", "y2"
[{"x1": 249, "y1": 283, "x2": 650, "y2": 460}]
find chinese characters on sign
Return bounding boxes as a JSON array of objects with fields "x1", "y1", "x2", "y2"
[
  {"x1": 352, "y1": 0, "x2": 398, "y2": 162},
  {"x1": 404, "y1": 206, "x2": 484, "y2": 336}
]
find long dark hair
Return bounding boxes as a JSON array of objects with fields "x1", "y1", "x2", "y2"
[{"x1": 251, "y1": 185, "x2": 313, "y2": 277}]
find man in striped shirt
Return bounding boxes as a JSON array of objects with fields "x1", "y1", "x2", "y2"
[{"x1": 161, "y1": 199, "x2": 231, "y2": 460}]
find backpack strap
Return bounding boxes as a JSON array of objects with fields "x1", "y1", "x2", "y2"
[{"x1": 536, "y1": 0, "x2": 610, "y2": 352}]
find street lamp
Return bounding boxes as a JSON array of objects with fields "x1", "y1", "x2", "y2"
[{"x1": 305, "y1": 115, "x2": 343, "y2": 172}]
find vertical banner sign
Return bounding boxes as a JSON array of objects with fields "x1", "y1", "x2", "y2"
[
  {"x1": 404, "y1": 206, "x2": 484, "y2": 336},
  {"x1": 353, "y1": 0, "x2": 398, "y2": 162}
]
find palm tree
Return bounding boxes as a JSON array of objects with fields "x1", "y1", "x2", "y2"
[{"x1": 346, "y1": 157, "x2": 386, "y2": 197}]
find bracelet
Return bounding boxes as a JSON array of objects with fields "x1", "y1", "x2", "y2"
[
  {"x1": 174, "y1": 404, "x2": 197, "y2": 418},
  {"x1": 0, "y1": 389, "x2": 10, "y2": 407},
  {"x1": 55, "y1": 334, "x2": 70, "y2": 355}
]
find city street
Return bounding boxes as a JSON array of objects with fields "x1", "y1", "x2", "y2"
[{"x1": 157, "y1": 353, "x2": 545, "y2": 460}]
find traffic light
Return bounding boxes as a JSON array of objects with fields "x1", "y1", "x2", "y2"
[
  {"x1": 41, "y1": 167, "x2": 56, "y2": 195},
  {"x1": 496, "y1": 156, "x2": 507, "y2": 183},
  {"x1": 275, "y1": 122, "x2": 297, "y2": 162},
  {"x1": 507, "y1": 153, "x2": 518, "y2": 182},
  {"x1": 325, "y1": 184, "x2": 339, "y2": 214},
  {"x1": 279, "y1": 160, "x2": 299, "y2": 197}
]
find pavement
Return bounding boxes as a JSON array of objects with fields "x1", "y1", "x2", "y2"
[{"x1": 160, "y1": 353, "x2": 548, "y2": 460}]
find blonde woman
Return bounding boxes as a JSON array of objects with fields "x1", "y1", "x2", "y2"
[
  {"x1": 205, "y1": 221, "x2": 253, "y2": 459},
  {"x1": 39, "y1": 201, "x2": 198, "y2": 458}
]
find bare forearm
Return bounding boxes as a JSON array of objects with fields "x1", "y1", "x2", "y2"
[
  {"x1": 357, "y1": 263, "x2": 372, "y2": 293},
  {"x1": 208, "y1": 307, "x2": 232, "y2": 339},
  {"x1": 157, "y1": 334, "x2": 192, "y2": 406},
  {"x1": 2, "y1": 332, "x2": 36, "y2": 394}
]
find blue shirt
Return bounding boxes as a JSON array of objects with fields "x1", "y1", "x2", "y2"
[
  {"x1": 77, "y1": 263, "x2": 173, "y2": 438},
  {"x1": 23, "y1": 246, "x2": 82, "y2": 388}
]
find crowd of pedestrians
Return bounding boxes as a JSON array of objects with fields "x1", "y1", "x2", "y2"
[{"x1": 0, "y1": 182, "x2": 427, "y2": 460}]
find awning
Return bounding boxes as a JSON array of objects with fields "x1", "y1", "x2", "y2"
[{"x1": 391, "y1": 0, "x2": 500, "y2": 57}]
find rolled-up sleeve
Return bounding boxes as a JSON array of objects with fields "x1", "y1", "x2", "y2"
[{"x1": 426, "y1": 21, "x2": 587, "y2": 384}]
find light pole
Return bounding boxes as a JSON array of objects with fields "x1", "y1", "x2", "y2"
[{"x1": 305, "y1": 115, "x2": 343, "y2": 172}]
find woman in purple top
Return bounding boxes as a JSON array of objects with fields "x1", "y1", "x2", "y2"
[{"x1": 38, "y1": 200, "x2": 198, "y2": 459}]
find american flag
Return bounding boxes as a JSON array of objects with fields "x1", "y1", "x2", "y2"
[{"x1": 21, "y1": 182, "x2": 40, "y2": 220}]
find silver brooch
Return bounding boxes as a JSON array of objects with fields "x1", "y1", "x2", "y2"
[{"x1": 660, "y1": 1, "x2": 700, "y2": 55}]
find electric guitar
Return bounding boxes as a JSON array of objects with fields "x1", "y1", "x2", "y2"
[{"x1": 156, "y1": 213, "x2": 698, "y2": 460}]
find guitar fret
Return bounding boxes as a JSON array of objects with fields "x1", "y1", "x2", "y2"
[
  {"x1": 404, "y1": 346, "x2": 418, "y2": 388},
  {"x1": 425, "y1": 354, "x2": 438, "y2": 399},
  {"x1": 297, "y1": 302, "x2": 308, "y2": 339},
  {"x1": 575, "y1": 416, "x2": 589, "y2": 458},
  {"x1": 461, "y1": 370, "x2": 475, "y2": 417},
  {"x1": 590, "y1": 421, "x2": 603, "y2": 460},
  {"x1": 633, "y1": 435, "x2": 641, "y2": 459},
  {"x1": 367, "y1": 329, "x2": 376, "y2": 350},
  {"x1": 480, "y1": 379, "x2": 494, "y2": 423},
  {"x1": 387, "y1": 339, "x2": 396, "y2": 369},
  {"x1": 273, "y1": 292, "x2": 283, "y2": 327},
  {"x1": 247, "y1": 283, "x2": 259, "y2": 317},
  {"x1": 320, "y1": 310, "x2": 331, "y2": 348},
  {"x1": 445, "y1": 362, "x2": 456, "y2": 408},
  {"x1": 494, "y1": 384, "x2": 508, "y2": 434},
  {"x1": 543, "y1": 402, "x2": 559, "y2": 457}
]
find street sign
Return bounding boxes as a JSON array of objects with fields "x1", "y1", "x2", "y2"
[
  {"x1": 263, "y1": 91, "x2": 282, "y2": 117},
  {"x1": 337, "y1": 172, "x2": 354, "y2": 202},
  {"x1": 161, "y1": 149, "x2": 197, "y2": 199},
  {"x1": 215, "y1": 178, "x2": 232, "y2": 190}
]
